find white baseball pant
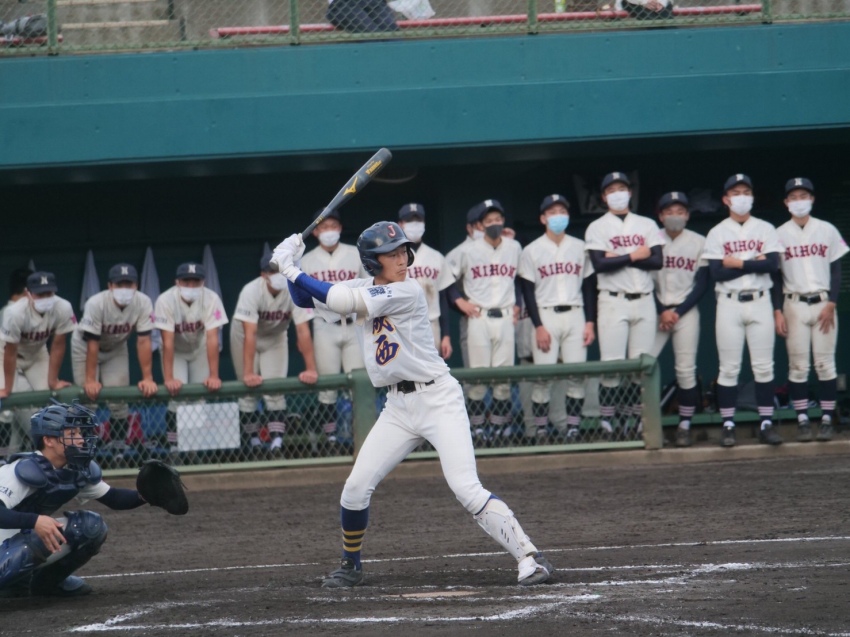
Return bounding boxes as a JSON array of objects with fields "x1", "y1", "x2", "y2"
[
  {"x1": 597, "y1": 293, "x2": 657, "y2": 388},
  {"x1": 650, "y1": 307, "x2": 700, "y2": 390},
  {"x1": 466, "y1": 311, "x2": 514, "y2": 401},
  {"x1": 783, "y1": 297, "x2": 838, "y2": 382},
  {"x1": 531, "y1": 307, "x2": 587, "y2": 402},
  {"x1": 164, "y1": 346, "x2": 210, "y2": 414},
  {"x1": 230, "y1": 334, "x2": 288, "y2": 412},
  {"x1": 715, "y1": 293, "x2": 775, "y2": 386},
  {"x1": 312, "y1": 318, "x2": 364, "y2": 405},
  {"x1": 71, "y1": 338, "x2": 132, "y2": 419}
]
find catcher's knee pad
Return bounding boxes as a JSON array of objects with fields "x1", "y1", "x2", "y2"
[
  {"x1": 0, "y1": 533, "x2": 42, "y2": 589},
  {"x1": 62, "y1": 510, "x2": 108, "y2": 555},
  {"x1": 473, "y1": 496, "x2": 538, "y2": 561}
]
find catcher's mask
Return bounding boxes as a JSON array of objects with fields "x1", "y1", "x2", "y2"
[{"x1": 30, "y1": 399, "x2": 99, "y2": 475}]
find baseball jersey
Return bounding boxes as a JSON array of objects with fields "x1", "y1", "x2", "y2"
[
  {"x1": 702, "y1": 216, "x2": 783, "y2": 294},
  {"x1": 153, "y1": 286, "x2": 228, "y2": 354},
  {"x1": 231, "y1": 277, "x2": 313, "y2": 345},
  {"x1": 301, "y1": 243, "x2": 368, "y2": 323},
  {"x1": 0, "y1": 296, "x2": 76, "y2": 359},
  {"x1": 451, "y1": 237, "x2": 521, "y2": 310},
  {"x1": 74, "y1": 290, "x2": 154, "y2": 352},
  {"x1": 445, "y1": 236, "x2": 475, "y2": 274},
  {"x1": 407, "y1": 243, "x2": 455, "y2": 321},
  {"x1": 519, "y1": 234, "x2": 594, "y2": 307},
  {"x1": 584, "y1": 212, "x2": 665, "y2": 294},
  {"x1": 776, "y1": 217, "x2": 850, "y2": 294},
  {"x1": 653, "y1": 229, "x2": 707, "y2": 307}
]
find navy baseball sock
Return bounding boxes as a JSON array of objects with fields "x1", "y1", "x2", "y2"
[
  {"x1": 565, "y1": 397, "x2": 582, "y2": 430},
  {"x1": 716, "y1": 384, "x2": 737, "y2": 424},
  {"x1": 677, "y1": 386, "x2": 700, "y2": 429},
  {"x1": 489, "y1": 399, "x2": 512, "y2": 428},
  {"x1": 340, "y1": 506, "x2": 369, "y2": 569},
  {"x1": 788, "y1": 381, "x2": 809, "y2": 422},
  {"x1": 531, "y1": 402, "x2": 549, "y2": 431},
  {"x1": 318, "y1": 403, "x2": 337, "y2": 440},
  {"x1": 468, "y1": 400, "x2": 486, "y2": 431},
  {"x1": 755, "y1": 381, "x2": 775, "y2": 425},
  {"x1": 819, "y1": 378, "x2": 837, "y2": 423},
  {"x1": 598, "y1": 386, "x2": 616, "y2": 423}
]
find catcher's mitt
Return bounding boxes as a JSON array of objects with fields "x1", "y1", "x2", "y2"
[{"x1": 136, "y1": 460, "x2": 189, "y2": 515}]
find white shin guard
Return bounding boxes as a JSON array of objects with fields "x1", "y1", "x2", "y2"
[{"x1": 473, "y1": 498, "x2": 538, "y2": 562}]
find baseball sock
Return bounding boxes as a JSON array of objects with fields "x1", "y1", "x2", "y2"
[
  {"x1": 239, "y1": 411, "x2": 260, "y2": 443},
  {"x1": 716, "y1": 384, "x2": 737, "y2": 425},
  {"x1": 468, "y1": 400, "x2": 486, "y2": 433},
  {"x1": 531, "y1": 402, "x2": 549, "y2": 434},
  {"x1": 788, "y1": 381, "x2": 809, "y2": 423},
  {"x1": 340, "y1": 506, "x2": 369, "y2": 569},
  {"x1": 318, "y1": 403, "x2": 337, "y2": 441},
  {"x1": 819, "y1": 378, "x2": 837, "y2": 423},
  {"x1": 111, "y1": 418, "x2": 129, "y2": 449},
  {"x1": 267, "y1": 410, "x2": 287, "y2": 448},
  {"x1": 165, "y1": 410, "x2": 178, "y2": 450},
  {"x1": 599, "y1": 386, "x2": 616, "y2": 432},
  {"x1": 678, "y1": 386, "x2": 699, "y2": 430},
  {"x1": 489, "y1": 399, "x2": 512, "y2": 429},
  {"x1": 755, "y1": 381, "x2": 775, "y2": 426},
  {"x1": 565, "y1": 397, "x2": 582, "y2": 432}
]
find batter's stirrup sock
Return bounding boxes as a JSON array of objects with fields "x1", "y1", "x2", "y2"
[
  {"x1": 489, "y1": 399, "x2": 512, "y2": 428},
  {"x1": 755, "y1": 381, "x2": 775, "y2": 421},
  {"x1": 788, "y1": 381, "x2": 809, "y2": 421},
  {"x1": 598, "y1": 386, "x2": 616, "y2": 422},
  {"x1": 317, "y1": 403, "x2": 337, "y2": 438},
  {"x1": 165, "y1": 410, "x2": 178, "y2": 448},
  {"x1": 677, "y1": 386, "x2": 699, "y2": 424},
  {"x1": 565, "y1": 397, "x2": 583, "y2": 429},
  {"x1": 340, "y1": 506, "x2": 369, "y2": 569},
  {"x1": 267, "y1": 410, "x2": 287, "y2": 437},
  {"x1": 468, "y1": 400, "x2": 486, "y2": 430},
  {"x1": 531, "y1": 402, "x2": 549, "y2": 430},
  {"x1": 716, "y1": 384, "x2": 737, "y2": 422},
  {"x1": 819, "y1": 378, "x2": 838, "y2": 422}
]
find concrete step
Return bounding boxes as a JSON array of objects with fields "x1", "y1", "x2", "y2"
[
  {"x1": 57, "y1": 0, "x2": 172, "y2": 25},
  {"x1": 59, "y1": 19, "x2": 181, "y2": 45}
]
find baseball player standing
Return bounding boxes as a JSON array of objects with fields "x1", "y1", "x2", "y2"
[
  {"x1": 71, "y1": 264, "x2": 158, "y2": 465},
  {"x1": 519, "y1": 194, "x2": 596, "y2": 442},
  {"x1": 650, "y1": 192, "x2": 710, "y2": 447},
  {"x1": 271, "y1": 221, "x2": 553, "y2": 588},
  {"x1": 445, "y1": 207, "x2": 485, "y2": 368},
  {"x1": 231, "y1": 254, "x2": 317, "y2": 457},
  {"x1": 299, "y1": 211, "x2": 368, "y2": 449},
  {"x1": 154, "y1": 263, "x2": 228, "y2": 454},
  {"x1": 702, "y1": 174, "x2": 783, "y2": 447},
  {"x1": 0, "y1": 268, "x2": 33, "y2": 458},
  {"x1": 773, "y1": 178, "x2": 848, "y2": 442},
  {"x1": 584, "y1": 173, "x2": 664, "y2": 439},
  {"x1": 397, "y1": 203, "x2": 454, "y2": 359}
]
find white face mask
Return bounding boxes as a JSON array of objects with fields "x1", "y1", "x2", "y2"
[
  {"x1": 179, "y1": 286, "x2": 201, "y2": 303},
  {"x1": 606, "y1": 191, "x2": 630, "y2": 212},
  {"x1": 788, "y1": 199, "x2": 813, "y2": 218},
  {"x1": 112, "y1": 288, "x2": 136, "y2": 306},
  {"x1": 402, "y1": 221, "x2": 425, "y2": 243},
  {"x1": 729, "y1": 195, "x2": 754, "y2": 215},
  {"x1": 269, "y1": 273, "x2": 289, "y2": 291},
  {"x1": 472, "y1": 229, "x2": 485, "y2": 241},
  {"x1": 32, "y1": 297, "x2": 56, "y2": 314},
  {"x1": 318, "y1": 231, "x2": 340, "y2": 248}
]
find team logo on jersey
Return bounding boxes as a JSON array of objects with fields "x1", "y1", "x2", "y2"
[
  {"x1": 372, "y1": 316, "x2": 395, "y2": 335},
  {"x1": 374, "y1": 334, "x2": 400, "y2": 366},
  {"x1": 368, "y1": 286, "x2": 390, "y2": 298},
  {"x1": 408, "y1": 265, "x2": 440, "y2": 280},
  {"x1": 0, "y1": 485, "x2": 12, "y2": 497},
  {"x1": 723, "y1": 239, "x2": 764, "y2": 256},
  {"x1": 664, "y1": 256, "x2": 696, "y2": 272},
  {"x1": 469, "y1": 264, "x2": 517, "y2": 279},
  {"x1": 784, "y1": 243, "x2": 829, "y2": 260},
  {"x1": 537, "y1": 262, "x2": 583, "y2": 279},
  {"x1": 609, "y1": 235, "x2": 646, "y2": 250}
]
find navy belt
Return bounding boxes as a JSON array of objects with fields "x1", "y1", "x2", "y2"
[
  {"x1": 552, "y1": 305, "x2": 576, "y2": 313},
  {"x1": 333, "y1": 317, "x2": 355, "y2": 325},
  {"x1": 486, "y1": 308, "x2": 504, "y2": 318},
  {"x1": 396, "y1": 379, "x2": 435, "y2": 394},
  {"x1": 608, "y1": 291, "x2": 647, "y2": 301},
  {"x1": 787, "y1": 292, "x2": 826, "y2": 305},
  {"x1": 725, "y1": 291, "x2": 764, "y2": 302}
]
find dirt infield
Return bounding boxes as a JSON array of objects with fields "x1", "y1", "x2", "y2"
[{"x1": 3, "y1": 448, "x2": 850, "y2": 636}]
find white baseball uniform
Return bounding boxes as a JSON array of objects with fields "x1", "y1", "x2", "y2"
[
  {"x1": 446, "y1": 236, "x2": 475, "y2": 368},
  {"x1": 230, "y1": 276, "x2": 313, "y2": 412},
  {"x1": 407, "y1": 242, "x2": 454, "y2": 347},
  {"x1": 650, "y1": 228, "x2": 706, "y2": 390},
  {"x1": 702, "y1": 216, "x2": 782, "y2": 386},
  {"x1": 777, "y1": 217, "x2": 849, "y2": 383}
]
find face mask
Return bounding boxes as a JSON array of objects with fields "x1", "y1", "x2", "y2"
[
  {"x1": 606, "y1": 191, "x2": 630, "y2": 212},
  {"x1": 484, "y1": 224, "x2": 504, "y2": 240},
  {"x1": 112, "y1": 288, "x2": 136, "y2": 306},
  {"x1": 788, "y1": 200, "x2": 812, "y2": 218},
  {"x1": 472, "y1": 229, "x2": 485, "y2": 241},
  {"x1": 318, "y1": 231, "x2": 340, "y2": 248},
  {"x1": 402, "y1": 221, "x2": 425, "y2": 243},
  {"x1": 269, "y1": 273, "x2": 289, "y2": 291},
  {"x1": 32, "y1": 297, "x2": 56, "y2": 314},
  {"x1": 729, "y1": 195, "x2": 754, "y2": 215},
  {"x1": 179, "y1": 286, "x2": 201, "y2": 303},
  {"x1": 546, "y1": 214, "x2": 569, "y2": 234},
  {"x1": 662, "y1": 216, "x2": 687, "y2": 233}
]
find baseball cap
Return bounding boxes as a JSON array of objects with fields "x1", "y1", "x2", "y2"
[
  {"x1": 657, "y1": 191, "x2": 690, "y2": 211},
  {"x1": 108, "y1": 263, "x2": 138, "y2": 284},
  {"x1": 468, "y1": 199, "x2": 505, "y2": 223},
  {"x1": 723, "y1": 173, "x2": 753, "y2": 193},
  {"x1": 539, "y1": 194, "x2": 570, "y2": 213},
  {"x1": 176, "y1": 262, "x2": 205, "y2": 280},
  {"x1": 260, "y1": 255, "x2": 274, "y2": 272},
  {"x1": 398, "y1": 203, "x2": 425, "y2": 221},
  {"x1": 785, "y1": 177, "x2": 814, "y2": 195},
  {"x1": 601, "y1": 172, "x2": 631, "y2": 190},
  {"x1": 27, "y1": 271, "x2": 58, "y2": 295}
]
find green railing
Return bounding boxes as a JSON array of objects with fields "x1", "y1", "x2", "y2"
[
  {"x1": 0, "y1": 354, "x2": 662, "y2": 476},
  {"x1": 1, "y1": 0, "x2": 847, "y2": 55}
]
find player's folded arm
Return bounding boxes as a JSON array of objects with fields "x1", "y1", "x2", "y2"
[
  {"x1": 588, "y1": 250, "x2": 631, "y2": 273},
  {"x1": 629, "y1": 245, "x2": 663, "y2": 271},
  {"x1": 741, "y1": 252, "x2": 780, "y2": 274},
  {"x1": 708, "y1": 259, "x2": 747, "y2": 282}
]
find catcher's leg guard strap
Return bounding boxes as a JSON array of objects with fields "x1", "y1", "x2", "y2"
[
  {"x1": 473, "y1": 496, "x2": 537, "y2": 561},
  {"x1": 30, "y1": 510, "x2": 107, "y2": 594}
]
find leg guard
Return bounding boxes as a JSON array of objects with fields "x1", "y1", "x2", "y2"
[
  {"x1": 29, "y1": 510, "x2": 107, "y2": 595},
  {"x1": 0, "y1": 532, "x2": 47, "y2": 594},
  {"x1": 473, "y1": 496, "x2": 538, "y2": 562}
]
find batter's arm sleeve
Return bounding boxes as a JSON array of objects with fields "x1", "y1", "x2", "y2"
[
  {"x1": 829, "y1": 259, "x2": 842, "y2": 303},
  {"x1": 708, "y1": 259, "x2": 747, "y2": 282},
  {"x1": 96, "y1": 487, "x2": 146, "y2": 510},
  {"x1": 770, "y1": 271, "x2": 784, "y2": 310},
  {"x1": 438, "y1": 291, "x2": 451, "y2": 339},
  {"x1": 675, "y1": 266, "x2": 710, "y2": 317},
  {"x1": 0, "y1": 502, "x2": 38, "y2": 530},
  {"x1": 629, "y1": 245, "x2": 664, "y2": 271},
  {"x1": 588, "y1": 250, "x2": 632, "y2": 274},
  {"x1": 582, "y1": 274, "x2": 597, "y2": 323},
  {"x1": 741, "y1": 252, "x2": 780, "y2": 274},
  {"x1": 287, "y1": 279, "x2": 316, "y2": 308},
  {"x1": 518, "y1": 278, "x2": 543, "y2": 328}
]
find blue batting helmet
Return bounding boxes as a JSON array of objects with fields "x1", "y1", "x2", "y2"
[
  {"x1": 31, "y1": 399, "x2": 99, "y2": 472},
  {"x1": 357, "y1": 221, "x2": 415, "y2": 275}
]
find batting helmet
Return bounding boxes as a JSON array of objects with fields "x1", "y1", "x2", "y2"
[
  {"x1": 357, "y1": 221, "x2": 415, "y2": 275},
  {"x1": 31, "y1": 399, "x2": 99, "y2": 472}
]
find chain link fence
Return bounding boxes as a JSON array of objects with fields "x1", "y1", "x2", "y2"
[{"x1": 1, "y1": 0, "x2": 849, "y2": 55}]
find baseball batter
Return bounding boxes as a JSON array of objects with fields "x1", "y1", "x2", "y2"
[
  {"x1": 397, "y1": 203, "x2": 454, "y2": 359},
  {"x1": 154, "y1": 263, "x2": 228, "y2": 452},
  {"x1": 519, "y1": 194, "x2": 596, "y2": 442},
  {"x1": 231, "y1": 255, "x2": 317, "y2": 457},
  {"x1": 450, "y1": 200, "x2": 522, "y2": 440},
  {"x1": 71, "y1": 264, "x2": 157, "y2": 464},
  {"x1": 703, "y1": 174, "x2": 783, "y2": 447},
  {"x1": 300, "y1": 210, "x2": 368, "y2": 447},
  {"x1": 650, "y1": 192, "x2": 709, "y2": 448},
  {"x1": 773, "y1": 177, "x2": 848, "y2": 442},
  {"x1": 584, "y1": 173, "x2": 663, "y2": 439},
  {"x1": 271, "y1": 221, "x2": 553, "y2": 588}
]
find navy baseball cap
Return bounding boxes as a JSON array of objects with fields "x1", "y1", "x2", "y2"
[
  {"x1": 723, "y1": 173, "x2": 753, "y2": 192},
  {"x1": 176, "y1": 262, "x2": 205, "y2": 280},
  {"x1": 785, "y1": 177, "x2": 814, "y2": 195},
  {"x1": 27, "y1": 271, "x2": 58, "y2": 295},
  {"x1": 539, "y1": 194, "x2": 570, "y2": 213},
  {"x1": 601, "y1": 172, "x2": 631, "y2": 190},
  {"x1": 260, "y1": 255, "x2": 273, "y2": 272},
  {"x1": 469, "y1": 199, "x2": 505, "y2": 223},
  {"x1": 657, "y1": 191, "x2": 690, "y2": 211},
  {"x1": 108, "y1": 263, "x2": 138, "y2": 284},
  {"x1": 398, "y1": 203, "x2": 425, "y2": 221}
]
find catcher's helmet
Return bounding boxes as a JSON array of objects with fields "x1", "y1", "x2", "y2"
[
  {"x1": 31, "y1": 399, "x2": 99, "y2": 472},
  {"x1": 357, "y1": 221, "x2": 415, "y2": 275}
]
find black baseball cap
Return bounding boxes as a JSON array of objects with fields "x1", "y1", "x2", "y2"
[
  {"x1": 468, "y1": 199, "x2": 505, "y2": 223},
  {"x1": 27, "y1": 271, "x2": 58, "y2": 295},
  {"x1": 260, "y1": 255, "x2": 273, "y2": 272},
  {"x1": 176, "y1": 262, "x2": 205, "y2": 280},
  {"x1": 398, "y1": 203, "x2": 425, "y2": 221},
  {"x1": 785, "y1": 177, "x2": 814, "y2": 195},
  {"x1": 657, "y1": 191, "x2": 690, "y2": 211},
  {"x1": 601, "y1": 172, "x2": 631, "y2": 190},
  {"x1": 108, "y1": 263, "x2": 138, "y2": 284},
  {"x1": 723, "y1": 173, "x2": 753, "y2": 193},
  {"x1": 539, "y1": 194, "x2": 570, "y2": 213}
]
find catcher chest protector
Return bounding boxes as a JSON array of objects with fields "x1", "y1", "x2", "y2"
[{"x1": 11, "y1": 453, "x2": 102, "y2": 516}]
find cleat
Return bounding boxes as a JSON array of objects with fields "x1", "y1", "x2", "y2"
[
  {"x1": 816, "y1": 421, "x2": 834, "y2": 442},
  {"x1": 518, "y1": 554, "x2": 552, "y2": 586},
  {"x1": 796, "y1": 422, "x2": 813, "y2": 442},
  {"x1": 758, "y1": 423, "x2": 783, "y2": 446},
  {"x1": 675, "y1": 428, "x2": 692, "y2": 448},
  {"x1": 32, "y1": 576, "x2": 92, "y2": 598},
  {"x1": 322, "y1": 558, "x2": 364, "y2": 588},
  {"x1": 720, "y1": 425, "x2": 736, "y2": 448},
  {"x1": 565, "y1": 428, "x2": 580, "y2": 443},
  {"x1": 534, "y1": 553, "x2": 555, "y2": 576}
]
